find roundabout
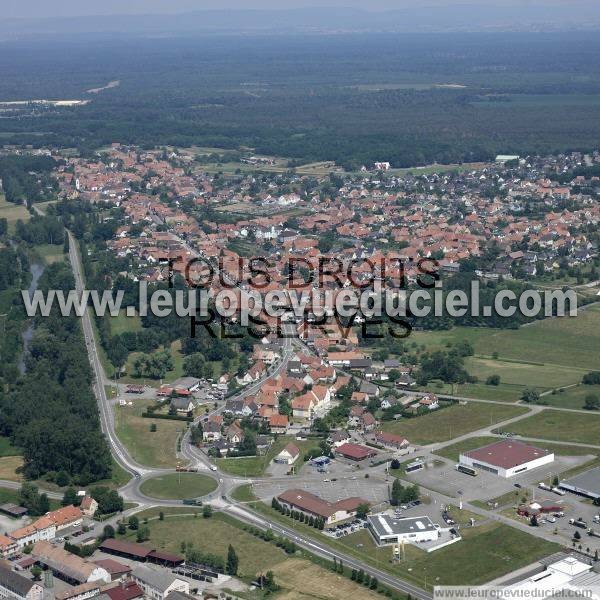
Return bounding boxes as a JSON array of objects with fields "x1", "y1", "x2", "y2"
[{"x1": 138, "y1": 472, "x2": 218, "y2": 500}]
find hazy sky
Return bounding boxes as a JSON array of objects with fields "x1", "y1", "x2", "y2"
[{"x1": 1, "y1": 0, "x2": 571, "y2": 20}]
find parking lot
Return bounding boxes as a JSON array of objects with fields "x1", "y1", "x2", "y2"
[
  {"x1": 400, "y1": 453, "x2": 593, "y2": 502},
  {"x1": 252, "y1": 470, "x2": 390, "y2": 507}
]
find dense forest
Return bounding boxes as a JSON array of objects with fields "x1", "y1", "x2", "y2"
[
  {"x1": 0, "y1": 245, "x2": 31, "y2": 381},
  {"x1": 0, "y1": 261, "x2": 112, "y2": 485},
  {"x1": 0, "y1": 155, "x2": 59, "y2": 205},
  {"x1": 1, "y1": 33, "x2": 600, "y2": 166}
]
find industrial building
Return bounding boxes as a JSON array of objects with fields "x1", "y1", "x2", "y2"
[
  {"x1": 367, "y1": 514, "x2": 441, "y2": 545},
  {"x1": 459, "y1": 439, "x2": 554, "y2": 478},
  {"x1": 559, "y1": 467, "x2": 600, "y2": 500},
  {"x1": 509, "y1": 555, "x2": 600, "y2": 596}
]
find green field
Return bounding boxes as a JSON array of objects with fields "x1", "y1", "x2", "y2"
[
  {"x1": 499, "y1": 409, "x2": 600, "y2": 446},
  {"x1": 230, "y1": 483, "x2": 257, "y2": 503},
  {"x1": 0, "y1": 194, "x2": 30, "y2": 232},
  {"x1": 114, "y1": 398, "x2": 186, "y2": 468},
  {"x1": 32, "y1": 244, "x2": 65, "y2": 265},
  {"x1": 0, "y1": 487, "x2": 20, "y2": 505},
  {"x1": 380, "y1": 403, "x2": 529, "y2": 445},
  {"x1": 464, "y1": 357, "x2": 584, "y2": 394},
  {"x1": 0, "y1": 437, "x2": 20, "y2": 457},
  {"x1": 542, "y1": 385, "x2": 600, "y2": 410},
  {"x1": 139, "y1": 473, "x2": 217, "y2": 500},
  {"x1": 411, "y1": 306, "x2": 600, "y2": 372},
  {"x1": 109, "y1": 308, "x2": 142, "y2": 336}
]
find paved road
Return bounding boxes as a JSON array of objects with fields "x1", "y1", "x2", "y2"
[{"x1": 67, "y1": 231, "x2": 151, "y2": 479}]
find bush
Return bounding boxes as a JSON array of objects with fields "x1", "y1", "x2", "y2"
[{"x1": 486, "y1": 375, "x2": 501, "y2": 386}]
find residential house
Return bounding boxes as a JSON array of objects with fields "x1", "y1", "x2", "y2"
[
  {"x1": 9, "y1": 517, "x2": 56, "y2": 549},
  {"x1": 419, "y1": 393, "x2": 439, "y2": 410},
  {"x1": 274, "y1": 443, "x2": 300, "y2": 465},
  {"x1": 374, "y1": 431, "x2": 410, "y2": 450},
  {"x1": 291, "y1": 393, "x2": 315, "y2": 419},
  {"x1": 226, "y1": 423, "x2": 245, "y2": 445},
  {"x1": 327, "y1": 430, "x2": 351, "y2": 448},
  {"x1": 268, "y1": 414, "x2": 289, "y2": 434},
  {"x1": 169, "y1": 397, "x2": 194, "y2": 414},
  {"x1": 0, "y1": 535, "x2": 18, "y2": 559},
  {"x1": 360, "y1": 411, "x2": 377, "y2": 432},
  {"x1": 80, "y1": 496, "x2": 98, "y2": 518},
  {"x1": 0, "y1": 562, "x2": 43, "y2": 600},
  {"x1": 202, "y1": 420, "x2": 222, "y2": 442}
]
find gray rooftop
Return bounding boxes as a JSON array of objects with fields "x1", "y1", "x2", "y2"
[
  {"x1": 132, "y1": 565, "x2": 182, "y2": 593},
  {"x1": 560, "y1": 467, "x2": 600, "y2": 498},
  {"x1": 368, "y1": 514, "x2": 438, "y2": 537},
  {"x1": 0, "y1": 563, "x2": 38, "y2": 597}
]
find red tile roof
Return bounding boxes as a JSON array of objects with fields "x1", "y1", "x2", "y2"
[
  {"x1": 464, "y1": 440, "x2": 552, "y2": 470},
  {"x1": 335, "y1": 443, "x2": 377, "y2": 461}
]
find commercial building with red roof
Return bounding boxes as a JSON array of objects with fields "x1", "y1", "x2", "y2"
[
  {"x1": 277, "y1": 489, "x2": 367, "y2": 526},
  {"x1": 459, "y1": 439, "x2": 554, "y2": 478},
  {"x1": 335, "y1": 443, "x2": 377, "y2": 462}
]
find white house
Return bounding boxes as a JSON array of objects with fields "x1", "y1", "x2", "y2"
[{"x1": 274, "y1": 443, "x2": 300, "y2": 465}]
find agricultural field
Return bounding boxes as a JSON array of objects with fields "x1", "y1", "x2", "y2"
[
  {"x1": 498, "y1": 409, "x2": 600, "y2": 446},
  {"x1": 380, "y1": 403, "x2": 529, "y2": 445},
  {"x1": 464, "y1": 357, "x2": 583, "y2": 393},
  {"x1": 139, "y1": 473, "x2": 217, "y2": 500},
  {"x1": 0, "y1": 456, "x2": 24, "y2": 482},
  {"x1": 114, "y1": 398, "x2": 185, "y2": 468},
  {"x1": 411, "y1": 306, "x2": 600, "y2": 372},
  {"x1": 33, "y1": 244, "x2": 65, "y2": 265}
]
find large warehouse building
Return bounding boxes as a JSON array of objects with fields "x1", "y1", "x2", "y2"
[
  {"x1": 459, "y1": 439, "x2": 554, "y2": 478},
  {"x1": 559, "y1": 467, "x2": 600, "y2": 500}
]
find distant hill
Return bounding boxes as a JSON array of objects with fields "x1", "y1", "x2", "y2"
[{"x1": 1, "y1": 3, "x2": 599, "y2": 38}]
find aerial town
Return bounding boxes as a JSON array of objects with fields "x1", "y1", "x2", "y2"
[
  {"x1": 0, "y1": 141, "x2": 599, "y2": 600},
  {"x1": 1, "y1": 6, "x2": 600, "y2": 600}
]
